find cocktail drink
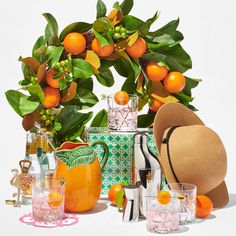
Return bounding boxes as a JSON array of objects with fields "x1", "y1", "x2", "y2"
[
  {"x1": 32, "y1": 180, "x2": 64, "y2": 221},
  {"x1": 107, "y1": 94, "x2": 138, "y2": 131},
  {"x1": 146, "y1": 196, "x2": 180, "y2": 234},
  {"x1": 167, "y1": 183, "x2": 197, "y2": 224}
]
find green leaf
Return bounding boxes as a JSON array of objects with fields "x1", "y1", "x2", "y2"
[
  {"x1": 76, "y1": 88, "x2": 99, "y2": 107},
  {"x1": 32, "y1": 36, "x2": 47, "y2": 62},
  {"x1": 146, "y1": 11, "x2": 160, "y2": 27},
  {"x1": 93, "y1": 17, "x2": 113, "y2": 34},
  {"x1": 96, "y1": 0, "x2": 107, "y2": 19},
  {"x1": 96, "y1": 67, "x2": 114, "y2": 87},
  {"x1": 19, "y1": 97, "x2": 39, "y2": 116},
  {"x1": 59, "y1": 79, "x2": 67, "y2": 90},
  {"x1": 90, "y1": 109, "x2": 108, "y2": 127},
  {"x1": 5, "y1": 90, "x2": 27, "y2": 117},
  {"x1": 19, "y1": 80, "x2": 30, "y2": 86},
  {"x1": 63, "y1": 88, "x2": 98, "y2": 109},
  {"x1": 153, "y1": 33, "x2": 176, "y2": 45},
  {"x1": 59, "y1": 22, "x2": 92, "y2": 42},
  {"x1": 113, "y1": 2, "x2": 122, "y2": 11},
  {"x1": 142, "y1": 44, "x2": 192, "y2": 73},
  {"x1": 120, "y1": 0, "x2": 133, "y2": 16},
  {"x1": 27, "y1": 84, "x2": 45, "y2": 103},
  {"x1": 72, "y1": 58, "x2": 94, "y2": 79},
  {"x1": 183, "y1": 77, "x2": 201, "y2": 97},
  {"x1": 46, "y1": 46, "x2": 64, "y2": 68},
  {"x1": 77, "y1": 77, "x2": 93, "y2": 90},
  {"x1": 149, "y1": 19, "x2": 183, "y2": 42},
  {"x1": 174, "y1": 93, "x2": 193, "y2": 103},
  {"x1": 56, "y1": 146, "x2": 96, "y2": 168},
  {"x1": 113, "y1": 58, "x2": 132, "y2": 77},
  {"x1": 57, "y1": 105, "x2": 93, "y2": 140},
  {"x1": 138, "y1": 112, "x2": 156, "y2": 128},
  {"x1": 94, "y1": 31, "x2": 110, "y2": 46},
  {"x1": 121, "y1": 74, "x2": 136, "y2": 94},
  {"x1": 122, "y1": 15, "x2": 150, "y2": 35},
  {"x1": 43, "y1": 13, "x2": 60, "y2": 45},
  {"x1": 116, "y1": 190, "x2": 125, "y2": 209},
  {"x1": 188, "y1": 104, "x2": 198, "y2": 111}
]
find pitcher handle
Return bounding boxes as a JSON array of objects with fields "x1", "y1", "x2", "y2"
[{"x1": 91, "y1": 141, "x2": 109, "y2": 170}]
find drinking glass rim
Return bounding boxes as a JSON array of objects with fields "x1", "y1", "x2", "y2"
[
  {"x1": 33, "y1": 179, "x2": 62, "y2": 186},
  {"x1": 167, "y1": 183, "x2": 197, "y2": 191},
  {"x1": 107, "y1": 94, "x2": 138, "y2": 99},
  {"x1": 145, "y1": 195, "x2": 180, "y2": 205}
]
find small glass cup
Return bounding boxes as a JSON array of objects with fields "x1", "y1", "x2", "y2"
[
  {"x1": 167, "y1": 183, "x2": 197, "y2": 224},
  {"x1": 32, "y1": 179, "x2": 64, "y2": 221},
  {"x1": 107, "y1": 94, "x2": 138, "y2": 131},
  {"x1": 146, "y1": 196, "x2": 180, "y2": 234}
]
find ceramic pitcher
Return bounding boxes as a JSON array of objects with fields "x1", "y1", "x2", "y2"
[{"x1": 54, "y1": 141, "x2": 108, "y2": 212}]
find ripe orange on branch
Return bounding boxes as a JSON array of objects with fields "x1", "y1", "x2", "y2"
[
  {"x1": 126, "y1": 36, "x2": 146, "y2": 59},
  {"x1": 46, "y1": 69, "x2": 65, "y2": 89},
  {"x1": 146, "y1": 62, "x2": 168, "y2": 82},
  {"x1": 92, "y1": 38, "x2": 114, "y2": 57},
  {"x1": 63, "y1": 32, "x2": 86, "y2": 55},
  {"x1": 163, "y1": 71, "x2": 186, "y2": 94},
  {"x1": 42, "y1": 87, "x2": 61, "y2": 109},
  {"x1": 149, "y1": 98, "x2": 164, "y2": 112}
]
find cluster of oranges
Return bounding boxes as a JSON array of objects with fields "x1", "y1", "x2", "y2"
[
  {"x1": 41, "y1": 29, "x2": 186, "y2": 113},
  {"x1": 41, "y1": 30, "x2": 148, "y2": 110},
  {"x1": 146, "y1": 62, "x2": 186, "y2": 113}
]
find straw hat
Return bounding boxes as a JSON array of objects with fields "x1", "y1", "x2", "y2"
[{"x1": 153, "y1": 102, "x2": 228, "y2": 208}]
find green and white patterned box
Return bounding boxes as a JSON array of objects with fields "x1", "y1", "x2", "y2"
[{"x1": 84, "y1": 128, "x2": 158, "y2": 194}]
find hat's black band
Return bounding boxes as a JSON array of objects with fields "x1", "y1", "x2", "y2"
[{"x1": 162, "y1": 126, "x2": 180, "y2": 183}]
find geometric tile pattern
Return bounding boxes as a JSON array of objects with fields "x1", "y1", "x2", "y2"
[{"x1": 87, "y1": 131, "x2": 158, "y2": 194}]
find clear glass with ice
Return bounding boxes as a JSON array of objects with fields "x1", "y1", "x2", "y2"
[
  {"x1": 167, "y1": 183, "x2": 197, "y2": 224},
  {"x1": 32, "y1": 179, "x2": 64, "y2": 221},
  {"x1": 146, "y1": 196, "x2": 180, "y2": 234},
  {"x1": 107, "y1": 95, "x2": 138, "y2": 131}
]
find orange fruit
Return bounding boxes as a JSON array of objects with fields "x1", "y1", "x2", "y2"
[
  {"x1": 42, "y1": 87, "x2": 61, "y2": 109},
  {"x1": 146, "y1": 62, "x2": 168, "y2": 81},
  {"x1": 157, "y1": 191, "x2": 171, "y2": 205},
  {"x1": 126, "y1": 36, "x2": 146, "y2": 59},
  {"x1": 108, "y1": 183, "x2": 123, "y2": 206},
  {"x1": 47, "y1": 191, "x2": 63, "y2": 207},
  {"x1": 91, "y1": 38, "x2": 114, "y2": 57},
  {"x1": 46, "y1": 69, "x2": 65, "y2": 89},
  {"x1": 149, "y1": 98, "x2": 164, "y2": 112},
  {"x1": 196, "y1": 195, "x2": 213, "y2": 218},
  {"x1": 163, "y1": 71, "x2": 186, "y2": 94},
  {"x1": 63, "y1": 32, "x2": 86, "y2": 55},
  {"x1": 114, "y1": 91, "x2": 129, "y2": 105}
]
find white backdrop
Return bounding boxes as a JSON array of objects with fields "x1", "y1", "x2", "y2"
[{"x1": 0, "y1": 0, "x2": 235, "y2": 234}]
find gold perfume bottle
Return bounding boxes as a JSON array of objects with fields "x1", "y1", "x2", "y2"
[{"x1": 10, "y1": 160, "x2": 34, "y2": 207}]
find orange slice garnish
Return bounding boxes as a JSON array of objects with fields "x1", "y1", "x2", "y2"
[
  {"x1": 47, "y1": 191, "x2": 63, "y2": 207},
  {"x1": 157, "y1": 191, "x2": 171, "y2": 205}
]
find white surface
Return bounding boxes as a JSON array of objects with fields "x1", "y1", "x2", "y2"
[
  {"x1": 0, "y1": 0, "x2": 236, "y2": 235},
  {"x1": 0, "y1": 196, "x2": 236, "y2": 236}
]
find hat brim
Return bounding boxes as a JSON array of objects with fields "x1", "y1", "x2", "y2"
[
  {"x1": 153, "y1": 102, "x2": 228, "y2": 207},
  {"x1": 153, "y1": 102, "x2": 204, "y2": 152},
  {"x1": 206, "y1": 181, "x2": 229, "y2": 208}
]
